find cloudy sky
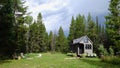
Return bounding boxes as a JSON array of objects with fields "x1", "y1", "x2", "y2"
[{"x1": 25, "y1": 0, "x2": 110, "y2": 34}]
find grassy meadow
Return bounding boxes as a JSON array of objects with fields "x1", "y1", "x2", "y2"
[{"x1": 0, "y1": 53, "x2": 120, "y2": 68}]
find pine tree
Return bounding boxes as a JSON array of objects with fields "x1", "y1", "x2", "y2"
[
  {"x1": 15, "y1": 0, "x2": 27, "y2": 53},
  {"x1": 28, "y1": 13, "x2": 47, "y2": 52},
  {"x1": 0, "y1": 0, "x2": 28, "y2": 58},
  {"x1": 56, "y1": 27, "x2": 68, "y2": 52},
  {"x1": 68, "y1": 16, "x2": 75, "y2": 41},
  {"x1": 87, "y1": 13, "x2": 96, "y2": 41},
  {"x1": 68, "y1": 16, "x2": 76, "y2": 52},
  {"x1": 95, "y1": 16, "x2": 104, "y2": 45},
  {"x1": 105, "y1": 0, "x2": 120, "y2": 52},
  {"x1": 29, "y1": 22, "x2": 40, "y2": 52},
  {"x1": 95, "y1": 16, "x2": 99, "y2": 44},
  {"x1": 44, "y1": 32, "x2": 49, "y2": 52},
  {"x1": 25, "y1": 16, "x2": 33, "y2": 25},
  {"x1": 49, "y1": 31, "x2": 56, "y2": 52},
  {"x1": 49, "y1": 31, "x2": 53, "y2": 51},
  {"x1": 74, "y1": 14, "x2": 85, "y2": 38},
  {"x1": 86, "y1": 13, "x2": 98, "y2": 52},
  {"x1": 37, "y1": 13, "x2": 46, "y2": 52},
  {"x1": 68, "y1": 15, "x2": 88, "y2": 52},
  {"x1": 0, "y1": 0, "x2": 15, "y2": 57},
  {"x1": 25, "y1": 15, "x2": 33, "y2": 53}
]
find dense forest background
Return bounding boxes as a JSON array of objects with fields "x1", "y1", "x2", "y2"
[{"x1": 0, "y1": 0, "x2": 120, "y2": 59}]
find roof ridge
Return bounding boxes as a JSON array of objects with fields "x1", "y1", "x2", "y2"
[{"x1": 73, "y1": 35, "x2": 93, "y2": 44}]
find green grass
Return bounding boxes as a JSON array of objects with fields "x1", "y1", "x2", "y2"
[{"x1": 0, "y1": 53, "x2": 120, "y2": 68}]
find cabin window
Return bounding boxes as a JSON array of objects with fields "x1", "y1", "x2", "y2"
[
  {"x1": 84, "y1": 38, "x2": 88, "y2": 43},
  {"x1": 85, "y1": 44, "x2": 91, "y2": 49}
]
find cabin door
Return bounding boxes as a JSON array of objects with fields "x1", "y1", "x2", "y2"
[{"x1": 78, "y1": 44, "x2": 84, "y2": 54}]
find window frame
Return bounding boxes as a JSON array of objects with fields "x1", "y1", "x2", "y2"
[{"x1": 85, "y1": 44, "x2": 91, "y2": 49}]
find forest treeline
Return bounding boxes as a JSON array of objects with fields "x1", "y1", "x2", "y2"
[{"x1": 0, "y1": 0, "x2": 119, "y2": 59}]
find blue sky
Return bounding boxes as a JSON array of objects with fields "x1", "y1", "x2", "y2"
[{"x1": 25, "y1": 0, "x2": 110, "y2": 34}]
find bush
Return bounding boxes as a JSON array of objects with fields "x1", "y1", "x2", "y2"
[
  {"x1": 98, "y1": 44, "x2": 108, "y2": 56},
  {"x1": 109, "y1": 46, "x2": 114, "y2": 56}
]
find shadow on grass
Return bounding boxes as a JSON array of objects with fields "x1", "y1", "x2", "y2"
[
  {"x1": 0, "y1": 60, "x2": 11, "y2": 64},
  {"x1": 80, "y1": 58, "x2": 120, "y2": 68}
]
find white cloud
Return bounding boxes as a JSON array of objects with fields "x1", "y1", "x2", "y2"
[{"x1": 25, "y1": 0, "x2": 110, "y2": 33}]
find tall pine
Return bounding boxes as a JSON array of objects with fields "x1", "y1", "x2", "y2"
[
  {"x1": 0, "y1": 0, "x2": 15, "y2": 57},
  {"x1": 56, "y1": 27, "x2": 68, "y2": 52},
  {"x1": 86, "y1": 13, "x2": 98, "y2": 52},
  {"x1": 105, "y1": 0, "x2": 120, "y2": 52},
  {"x1": 74, "y1": 14, "x2": 85, "y2": 38},
  {"x1": 68, "y1": 16, "x2": 75, "y2": 41},
  {"x1": 37, "y1": 13, "x2": 46, "y2": 52},
  {"x1": 13, "y1": 0, "x2": 27, "y2": 53}
]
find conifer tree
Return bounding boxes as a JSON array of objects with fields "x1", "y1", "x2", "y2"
[
  {"x1": 13, "y1": 0, "x2": 27, "y2": 53},
  {"x1": 56, "y1": 27, "x2": 68, "y2": 52},
  {"x1": 68, "y1": 16, "x2": 75, "y2": 41},
  {"x1": 29, "y1": 22, "x2": 40, "y2": 52},
  {"x1": 44, "y1": 32, "x2": 49, "y2": 52},
  {"x1": 49, "y1": 31, "x2": 53, "y2": 51},
  {"x1": 87, "y1": 13, "x2": 96, "y2": 41},
  {"x1": 25, "y1": 16, "x2": 33, "y2": 53},
  {"x1": 0, "y1": 0, "x2": 15, "y2": 57},
  {"x1": 49, "y1": 31, "x2": 56, "y2": 52},
  {"x1": 105, "y1": 0, "x2": 120, "y2": 52},
  {"x1": 87, "y1": 13, "x2": 98, "y2": 52},
  {"x1": 74, "y1": 14, "x2": 85, "y2": 38},
  {"x1": 37, "y1": 13, "x2": 47, "y2": 52}
]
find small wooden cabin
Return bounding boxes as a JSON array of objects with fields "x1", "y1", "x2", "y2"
[{"x1": 72, "y1": 36, "x2": 93, "y2": 56}]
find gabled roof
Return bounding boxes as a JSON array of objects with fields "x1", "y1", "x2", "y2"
[{"x1": 73, "y1": 35, "x2": 93, "y2": 44}]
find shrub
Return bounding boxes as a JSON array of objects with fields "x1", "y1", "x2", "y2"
[
  {"x1": 98, "y1": 44, "x2": 108, "y2": 56},
  {"x1": 109, "y1": 46, "x2": 114, "y2": 56}
]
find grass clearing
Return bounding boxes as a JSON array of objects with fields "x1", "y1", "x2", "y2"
[{"x1": 0, "y1": 53, "x2": 120, "y2": 68}]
